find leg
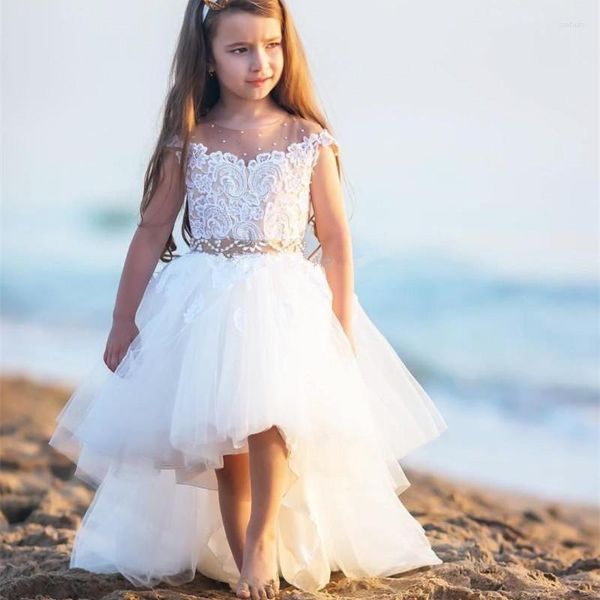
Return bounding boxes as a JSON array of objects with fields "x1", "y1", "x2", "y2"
[
  {"x1": 237, "y1": 425, "x2": 289, "y2": 600},
  {"x1": 215, "y1": 452, "x2": 252, "y2": 573}
]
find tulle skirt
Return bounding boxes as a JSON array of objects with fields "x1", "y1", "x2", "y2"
[{"x1": 48, "y1": 249, "x2": 448, "y2": 592}]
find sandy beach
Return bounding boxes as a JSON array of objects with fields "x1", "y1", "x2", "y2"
[{"x1": 0, "y1": 372, "x2": 598, "y2": 599}]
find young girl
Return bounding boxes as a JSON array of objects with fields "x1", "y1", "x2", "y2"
[{"x1": 49, "y1": 1, "x2": 448, "y2": 598}]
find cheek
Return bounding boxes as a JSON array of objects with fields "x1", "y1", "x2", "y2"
[
  {"x1": 220, "y1": 55, "x2": 246, "y2": 79},
  {"x1": 271, "y1": 50, "x2": 284, "y2": 72}
]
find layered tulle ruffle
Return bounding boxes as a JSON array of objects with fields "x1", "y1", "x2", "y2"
[{"x1": 49, "y1": 250, "x2": 447, "y2": 592}]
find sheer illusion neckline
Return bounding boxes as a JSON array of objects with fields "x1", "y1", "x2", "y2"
[
  {"x1": 187, "y1": 130, "x2": 322, "y2": 169},
  {"x1": 201, "y1": 114, "x2": 291, "y2": 132}
]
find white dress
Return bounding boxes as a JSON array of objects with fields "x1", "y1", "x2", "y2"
[{"x1": 48, "y1": 114, "x2": 448, "y2": 593}]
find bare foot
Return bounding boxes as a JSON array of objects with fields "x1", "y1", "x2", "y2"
[{"x1": 236, "y1": 531, "x2": 280, "y2": 599}]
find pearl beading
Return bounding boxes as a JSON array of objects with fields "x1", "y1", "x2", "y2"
[
  {"x1": 164, "y1": 115, "x2": 338, "y2": 262},
  {"x1": 189, "y1": 236, "x2": 305, "y2": 258},
  {"x1": 208, "y1": 118, "x2": 303, "y2": 158}
]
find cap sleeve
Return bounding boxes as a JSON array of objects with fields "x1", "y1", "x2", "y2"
[
  {"x1": 166, "y1": 133, "x2": 183, "y2": 149},
  {"x1": 138, "y1": 134, "x2": 186, "y2": 237},
  {"x1": 165, "y1": 133, "x2": 184, "y2": 164},
  {"x1": 317, "y1": 129, "x2": 339, "y2": 152},
  {"x1": 310, "y1": 128, "x2": 340, "y2": 170}
]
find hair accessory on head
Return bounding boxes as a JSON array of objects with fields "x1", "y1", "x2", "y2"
[{"x1": 202, "y1": 0, "x2": 230, "y2": 23}]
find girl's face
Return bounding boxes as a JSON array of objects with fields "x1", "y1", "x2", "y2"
[{"x1": 208, "y1": 11, "x2": 284, "y2": 100}]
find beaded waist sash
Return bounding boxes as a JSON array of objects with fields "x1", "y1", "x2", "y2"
[{"x1": 189, "y1": 236, "x2": 304, "y2": 258}]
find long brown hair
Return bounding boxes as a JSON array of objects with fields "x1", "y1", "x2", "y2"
[{"x1": 139, "y1": 0, "x2": 355, "y2": 262}]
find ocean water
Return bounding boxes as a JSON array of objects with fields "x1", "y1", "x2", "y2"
[{"x1": 2, "y1": 203, "x2": 599, "y2": 506}]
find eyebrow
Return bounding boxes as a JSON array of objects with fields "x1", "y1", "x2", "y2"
[{"x1": 225, "y1": 36, "x2": 281, "y2": 48}]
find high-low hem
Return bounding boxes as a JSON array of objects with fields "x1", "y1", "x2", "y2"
[{"x1": 49, "y1": 250, "x2": 447, "y2": 593}]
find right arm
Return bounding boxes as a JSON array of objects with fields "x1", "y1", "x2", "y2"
[{"x1": 104, "y1": 146, "x2": 185, "y2": 372}]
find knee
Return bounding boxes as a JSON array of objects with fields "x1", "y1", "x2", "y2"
[
  {"x1": 249, "y1": 425, "x2": 285, "y2": 445},
  {"x1": 216, "y1": 458, "x2": 250, "y2": 497}
]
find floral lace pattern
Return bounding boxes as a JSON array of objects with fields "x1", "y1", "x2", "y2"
[
  {"x1": 166, "y1": 127, "x2": 338, "y2": 257},
  {"x1": 148, "y1": 246, "x2": 335, "y2": 329}
]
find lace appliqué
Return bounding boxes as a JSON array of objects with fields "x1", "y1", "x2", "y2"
[
  {"x1": 186, "y1": 130, "x2": 336, "y2": 253},
  {"x1": 166, "y1": 126, "x2": 338, "y2": 260},
  {"x1": 183, "y1": 293, "x2": 206, "y2": 323},
  {"x1": 308, "y1": 130, "x2": 339, "y2": 169}
]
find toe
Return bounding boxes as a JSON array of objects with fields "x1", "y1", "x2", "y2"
[
  {"x1": 250, "y1": 585, "x2": 261, "y2": 600},
  {"x1": 236, "y1": 581, "x2": 251, "y2": 599}
]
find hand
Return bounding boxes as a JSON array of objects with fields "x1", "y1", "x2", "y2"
[{"x1": 104, "y1": 317, "x2": 139, "y2": 373}]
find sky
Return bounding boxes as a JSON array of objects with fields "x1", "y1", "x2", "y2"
[{"x1": 2, "y1": 0, "x2": 598, "y2": 281}]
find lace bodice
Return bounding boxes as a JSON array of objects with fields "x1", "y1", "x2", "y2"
[{"x1": 166, "y1": 114, "x2": 339, "y2": 258}]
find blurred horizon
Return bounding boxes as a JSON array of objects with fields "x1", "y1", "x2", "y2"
[
  {"x1": 1, "y1": 1, "x2": 599, "y2": 505},
  {"x1": 2, "y1": 0, "x2": 597, "y2": 281}
]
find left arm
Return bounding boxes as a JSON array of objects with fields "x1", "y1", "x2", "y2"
[{"x1": 310, "y1": 141, "x2": 356, "y2": 354}]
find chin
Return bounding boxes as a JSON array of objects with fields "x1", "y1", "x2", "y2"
[{"x1": 247, "y1": 87, "x2": 273, "y2": 97}]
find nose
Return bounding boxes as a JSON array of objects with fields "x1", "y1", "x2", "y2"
[{"x1": 251, "y1": 48, "x2": 270, "y2": 74}]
